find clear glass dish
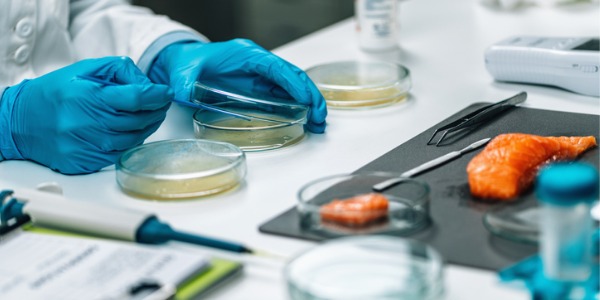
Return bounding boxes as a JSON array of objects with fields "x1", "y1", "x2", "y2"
[
  {"x1": 483, "y1": 202, "x2": 540, "y2": 245},
  {"x1": 305, "y1": 61, "x2": 411, "y2": 109},
  {"x1": 297, "y1": 172, "x2": 430, "y2": 237},
  {"x1": 116, "y1": 139, "x2": 246, "y2": 200},
  {"x1": 285, "y1": 236, "x2": 444, "y2": 300},
  {"x1": 192, "y1": 81, "x2": 309, "y2": 151}
]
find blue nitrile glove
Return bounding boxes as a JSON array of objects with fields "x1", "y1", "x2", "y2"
[
  {"x1": 148, "y1": 39, "x2": 327, "y2": 133},
  {"x1": 0, "y1": 57, "x2": 173, "y2": 174}
]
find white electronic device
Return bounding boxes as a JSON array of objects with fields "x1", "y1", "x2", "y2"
[{"x1": 485, "y1": 36, "x2": 599, "y2": 97}]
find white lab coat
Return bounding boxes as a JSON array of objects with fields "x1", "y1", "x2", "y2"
[{"x1": 0, "y1": 0, "x2": 198, "y2": 88}]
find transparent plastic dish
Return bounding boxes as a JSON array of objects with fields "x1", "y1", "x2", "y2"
[
  {"x1": 483, "y1": 202, "x2": 541, "y2": 245},
  {"x1": 305, "y1": 61, "x2": 411, "y2": 109},
  {"x1": 192, "y1": 81, "x2": 309, "y2": 151},
  {"x1": 116, "y1": 139, "x2": 246, "y2": 200},
  {"x1": 285, "y1": 236, "x2": 444, "y2": 300},
  {"x1": 297, "y1": 172, "x2": 430, "y2": 237}
]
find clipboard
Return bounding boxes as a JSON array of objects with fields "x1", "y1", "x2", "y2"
[{"x1": 0, "y1": 217, "x2": 243, "y2": 300}]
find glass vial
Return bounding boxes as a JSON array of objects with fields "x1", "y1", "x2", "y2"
[
  {"x1": 355, "y1": 0, "x2": 398, "y2": 52},
  {"x1": 536, "y1": 163, "x2": 598, "y2": 281}
]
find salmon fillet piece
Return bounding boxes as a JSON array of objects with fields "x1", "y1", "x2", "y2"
[
  {"x1": 467, "y1": 133, "x2": 597, "y2": 200},
  {"x1": 320, "y1": 193, "x2": 389, "y2": 226}
]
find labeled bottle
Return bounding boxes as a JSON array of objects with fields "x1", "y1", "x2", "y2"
[
  {"x1": 536, "y1": 162, "x2": 598, "y2": 281},
  {"x1": 355, "y1": 0, "x2": 398, "y2": 52}
]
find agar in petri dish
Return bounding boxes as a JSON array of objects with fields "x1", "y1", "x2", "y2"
[
  {"x1": 305, "y1": 60, "x2": 411, "y2": 109},
  {"x1": 285, "y1": 236, "x2": 444, "y2": 300},
  {"x1": 296, "y1": 172, "x2": 430, "y2": 237},
  {"x1": 193, "y1": 109, "x2": 307, "y2": 152},
  {"x1": 192, "y1": 81, "x2": 309, "y2": 152},
  {"x1": 116, "y1": 139, "x2": 246, "y2": 200}
]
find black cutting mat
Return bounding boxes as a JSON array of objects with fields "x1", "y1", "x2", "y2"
[{"x1": 259, "y1": 103, "x2": 600, "y2": 271}]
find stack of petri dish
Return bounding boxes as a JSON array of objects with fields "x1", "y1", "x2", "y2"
[
  {"x1": 305, "y1": 60, "x2": 411, "y2": 109},
  {"x1": 116, "y1": 139, "x2": 246, "y2": 200},
  {"x1": 192, "y1": 81, "x2": 309, "y2": 152}
]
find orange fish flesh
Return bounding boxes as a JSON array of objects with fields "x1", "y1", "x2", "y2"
[
  {"x1": 320, "y1": 193, "x2": 389, "y2": 226},
  {"x1": 467, "y1": 133, "x2": 597, "y2": 200}
]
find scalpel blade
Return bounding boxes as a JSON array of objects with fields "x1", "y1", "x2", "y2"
[{"x1": 372, "y1": 138, "x2": 491, "y2": 192}]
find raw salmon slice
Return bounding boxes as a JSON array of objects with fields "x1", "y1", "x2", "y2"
[
  {"x1": 467, "y1": 133, "x2": 597, "y2": 200},
  {"x1": 320, "y1": 193, "x2": 389, "y2": 226}
]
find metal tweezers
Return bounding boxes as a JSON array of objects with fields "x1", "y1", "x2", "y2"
[{"x1": 427, "y1": 91, "x2": 527, "y2": 146}]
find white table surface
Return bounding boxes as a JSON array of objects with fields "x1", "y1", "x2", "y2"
[{"x1": 1, "y1": 0, "x2": 599, "y2": 299}]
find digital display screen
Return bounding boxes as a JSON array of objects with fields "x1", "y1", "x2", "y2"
[{"x1": 572, "y1": 39, "x2": 599, "y2": 51}]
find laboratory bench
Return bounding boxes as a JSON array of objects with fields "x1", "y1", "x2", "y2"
[{"x1": 1, "y1": 0, "x2": 598, "y2": 299}]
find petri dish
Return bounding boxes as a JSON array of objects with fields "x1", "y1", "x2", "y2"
[
  {"x1": 192, "y1": 81, "x2": 309, "y2": 151},
  {"x1": 297, "y1": 172, "x2": 430, "y2": 237},
  {"x1": 116, "y1": 139, "x2": 246, "y2": 200},
  {"x1": 285, "y1": 236, "x2": 444, "y2": 300},
  {"x1": 305, "y1": 61, "x2": 411, "y2": 109},
  {"x1": 483, "y1": 202, "x2": 541, "y2": 245}
]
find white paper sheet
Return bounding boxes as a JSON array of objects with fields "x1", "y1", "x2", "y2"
[{"x1": 0, "y1": 230, "x2": 209, "y2": 300}]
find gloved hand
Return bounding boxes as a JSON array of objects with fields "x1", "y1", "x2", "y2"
[
  {"x1": 0, "y1": 57, "x2": 173, "y2": 174},
  {"x1": 148, "y1": 39, "x2": 327, "y2": 133}
]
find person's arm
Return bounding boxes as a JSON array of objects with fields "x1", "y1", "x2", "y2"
[
  {"x1": 67, "y1": 1, "x2": 327, "y2": 132},
  {"x1": 68, "y1": 0, "x2": 207, "y2": 72}
]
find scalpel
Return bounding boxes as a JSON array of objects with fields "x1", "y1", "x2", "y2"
[{"x1": 372, "y1": 138, "x2": 491, "y2": 192}]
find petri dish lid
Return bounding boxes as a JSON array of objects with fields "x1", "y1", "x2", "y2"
[
  {"x1": 305, "y1": 61, "x2": 411, "y2": 109},
  {"x1": 116, "y1": 139, "x2": 246, "y2": 199},
  {"x1": 192, "y1": 80, "x2": 309, "y2": 125},
  {"x1": 284, "y1": 236, "x2": 444, "y2": 300}
]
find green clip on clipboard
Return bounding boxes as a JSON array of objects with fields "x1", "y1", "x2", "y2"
[{"x1": 0, "y1": 217, "x2": 243, "y2": 300}]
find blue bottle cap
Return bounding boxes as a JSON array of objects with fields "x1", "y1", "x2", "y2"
[{"x1": 536, "y1": 162, "x2": 599, "y2": 206}]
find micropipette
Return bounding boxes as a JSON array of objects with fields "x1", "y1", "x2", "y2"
[{"x1": 0, "y1": 188, "x2": 258, "y2": 255}]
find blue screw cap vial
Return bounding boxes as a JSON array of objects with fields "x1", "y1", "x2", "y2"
[
  {"x1": 536, "y1": 162, "x2": 599, "y2": 206},
  {"x1": 536, "y1": 162, "x2": 598, "y2": 282}
]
